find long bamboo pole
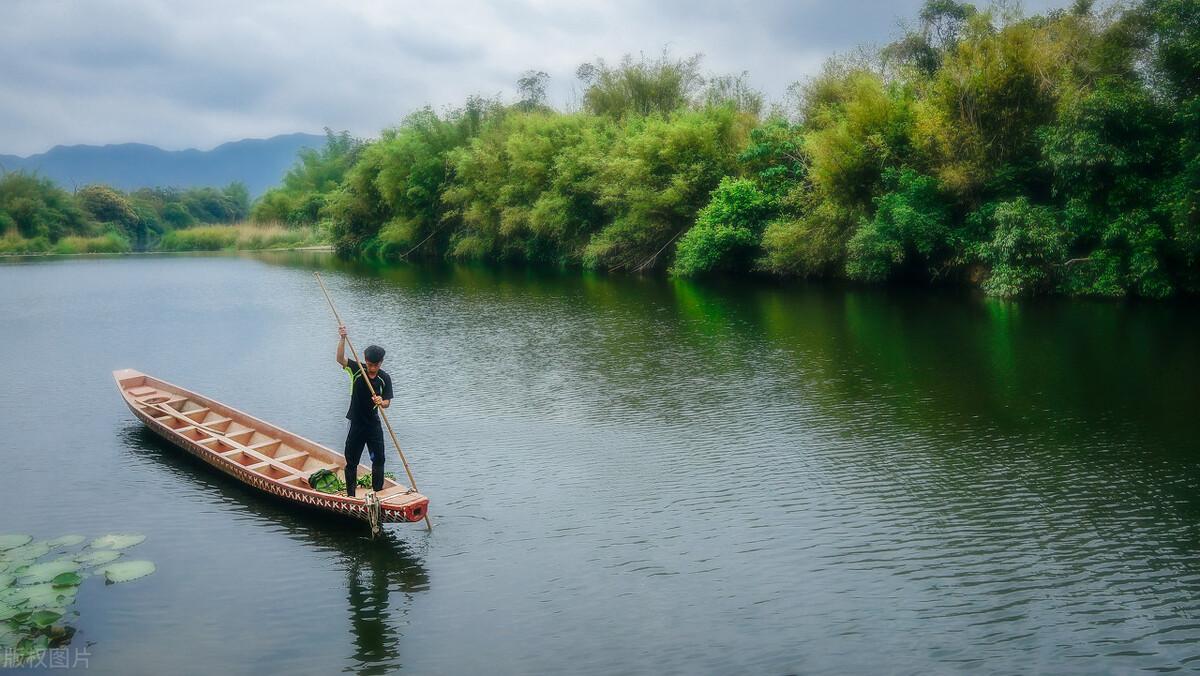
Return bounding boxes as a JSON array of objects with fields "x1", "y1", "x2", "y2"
[{"x1": 315, "y1": 272, "x2": 432, "y2": 532}]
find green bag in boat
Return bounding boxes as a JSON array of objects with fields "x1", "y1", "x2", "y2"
[{"x1": 308, "y1": 469, "x2": 345, "y2": 494}]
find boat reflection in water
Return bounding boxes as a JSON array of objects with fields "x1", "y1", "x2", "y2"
[{"x1": 120, "y1": 424, "x2": 430, "y2": 673}]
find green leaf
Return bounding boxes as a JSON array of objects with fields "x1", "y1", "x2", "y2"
[
  {"x1": 3, "y1": 583, "x2": 74, "y2": 609},
  {"x1": 46, "y1": 535, "x2": 86, "y2": 548},
  {"x1": 29, "y1": 609, "x2": 61, "y2": 628},
  {"x1": 16, "y1": 634, "x2": 51, "y2": 661},
  {"x1": 16, "y1": 560, "x2": 80, "y2": 585},
  {"x1": 0, "y1": 623, "x2": 18, "y2": 649},
  {"x1": 74, "y1": 549, "x2": 121, "y2": 566},
  {"x1": 89, "y1": 534, "x2": 145, "y2": 550},
  {"x1": 0, "y1": 535, "x2": 32, "y2": 551},
  {"x1": 0, "y1": 602, "x2": 18, "y2": 621},
  {"x1": 98, "y1": 560, "x2": 155, "y2": 583},
  {"x1": 0, "y1": 574, "x2": 13, "y2": 589},
  {"x1": 1, "y1": 542, "x2": 49, "y2": 562},
  {"x1": 50, "y1": 572, "x2": 83, "y2": 588}
]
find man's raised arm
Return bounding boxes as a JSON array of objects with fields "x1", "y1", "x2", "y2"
[{"x1": 336, "y1": 325, "x2": 348, "y2": 367}]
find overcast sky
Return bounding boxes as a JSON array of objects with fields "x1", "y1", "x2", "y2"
[{"x1": 0, "y1": 0, "x2": 1069, "y2": 156}]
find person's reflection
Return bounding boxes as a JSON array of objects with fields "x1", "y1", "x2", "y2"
[
  {"x1": 340, "y1": 531, "x2": 430, "y2": 673},
  {"x1": 121, "y1": 425, "x2": 431, "y2": 673}
]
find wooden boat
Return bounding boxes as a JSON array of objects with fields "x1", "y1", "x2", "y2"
[{"x1": 114, "y1": 368, "x2": 428, "y2": 525}]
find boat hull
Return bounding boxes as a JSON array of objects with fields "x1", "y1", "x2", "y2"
[{"x1": 115, "y1": 369, "x2": 429, "y2": 525}]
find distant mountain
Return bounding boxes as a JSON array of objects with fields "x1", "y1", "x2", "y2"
[{"x1": 0, "y1": 133, "x2": 326, "y2": 197}]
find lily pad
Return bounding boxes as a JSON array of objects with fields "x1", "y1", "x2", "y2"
[
  {"x1": 47, "y1": 535, "x2": 85, "y2": 548},
  {"x1": 0, "y1": 624, "x2": 17, "y2": 649},
  {"x1": 2, "y1": 542, "x2": 50, "y2": 562},
  {"x1": 0, "y1": 602, "x2": 18, "y2": 621},
  {"x1": 0, "y1": 574, "x2": 13, "y2": 589},
  {"x1": 73, "y1": 549, "x2": 121, "y2": 566},
  {"x1": 2, "y1": 583, "x2": 74, "y2": 609},
  {"x1": 29, "y1": 610, "x2": 61, "y2": 628},
  {"x1": 98, "y1": 560, "x2": 155, "y2": 583},
  {"x1": 89, "y1": 534, "x2": 145, "y2": 550},
  {"x1": 0, "y1": 587, "x2": 19, "y2": 606},
  {"x1": 51, "y1": 572, "x2": 83, "y2": 588},
  {"x1": 0, "y1": 534, "x2": 32, "y2": 551},
  {"x1": 16, "y1": 560, "x2": 80, "y2": 585},
  {"x1": 17, "y1": 633, "x2": 50, "y2": 654}
]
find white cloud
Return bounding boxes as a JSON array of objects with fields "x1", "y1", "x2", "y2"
[{"x1": 0, "y1": 0, "x2": 1069, "y2": 155}]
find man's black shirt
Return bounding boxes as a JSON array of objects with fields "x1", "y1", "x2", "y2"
[{"x1": 343, "y1": 359, "x2": 393, "y2": 425}]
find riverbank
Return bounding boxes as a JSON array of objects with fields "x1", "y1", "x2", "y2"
[
  {"x1": 0, "y1": 223, "x2": 328, "y2": 257},
  {"x1": 0, "y1": 245, "x2": 333, "y2": 259},
  {"x1": 248, "y1": 1, "x2": 1199, "y2": 300}
]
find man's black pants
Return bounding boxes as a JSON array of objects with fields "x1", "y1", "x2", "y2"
[{"x1": 344, "y1": 420, "x2": 385, "y2": 496}]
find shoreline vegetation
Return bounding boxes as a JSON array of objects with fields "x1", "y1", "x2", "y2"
[
  {"x1": 248, "y1": 0, "x2": 1200, "y2": 299},
  {"x1": 0, "y1": 222, "x2": 326, "y2": 256},
  {"x1": 2, "y1": 0, "x2": 1197, "y2": 299}
]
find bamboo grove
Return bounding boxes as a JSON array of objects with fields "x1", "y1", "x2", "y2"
[{"x1": 253, "y1": 0, "x2": 1199, "y2": 297}]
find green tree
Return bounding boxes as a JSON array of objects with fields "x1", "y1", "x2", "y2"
[
  {"x1": 443, "y1": 110, "x2": 611, "y2": 263},
  {"x1": 846, "y1": 168, "x2": 952, "y2": 282},
  {"x1": 0, "y1": 173, "x2": 87, "y2": 242},
  {"x1": 76, "y1": 184, "x2": 141, "y2": 246},
  {"x1": 253, "y1": 129, "x2": 362, "y2": 225},
  {"x1": 328, "y1": 99, "x2": 500, "y2": 257},
  {"x1": 582, "y1": 106, "x2": 752, "y2": 271},
  {"x1": 1041, "y1": 80, "x2": 1173, "y2": 296},
  {"x1": 578, "y1": 51, "x2": 705, "y2": 118},
  {"x1": 516, "y1": 70, "x2": 550, "y2": 111},
  {"x1": 974, "y1": 198, "x2": 1069, "y2": 296},
  {"x1": 671, "y1": 177, "x2": 774, "y2": 276}
]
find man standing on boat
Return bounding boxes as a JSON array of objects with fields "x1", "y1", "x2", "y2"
[{"x1": 336, "y1": 325, "x2": 393, "y2": 497}]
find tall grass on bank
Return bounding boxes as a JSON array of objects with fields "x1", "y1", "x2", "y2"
[
  {"x1": 154, "y1": 222, "x2": 326, "y2": 252},
  {"x1": 0, "y1": 222, "x2": 325, "y2": 255},
  {"x1": 0, "y1": 232, "x2": 131, "y2": 255}
]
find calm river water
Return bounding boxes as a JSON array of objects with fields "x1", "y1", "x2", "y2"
[{"x1": 2, "y1": 252, "x2": 1199, "y2": 674}]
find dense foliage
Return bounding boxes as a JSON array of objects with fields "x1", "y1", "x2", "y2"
[
  {"x1": 252, "y1": 129, "x2": 362, "y2": 226},
  {"x1": 0, "y1": 173, "x2": 250, "y2": 253},
  {"x1": 251, "y1": 0, "x2": 1194, "y2": 297}
]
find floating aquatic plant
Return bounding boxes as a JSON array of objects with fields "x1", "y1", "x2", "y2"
[
  {"x1": 4, "y1": 542, "x2": 50, "y2": 562},
  {"x1": 96, "y1": 561, "x2": 155, "y2": 584},
  {"x1": 0, "y1": 532, "x2": 154, "y2": 666},
  {"x1": 88, "y1": 534, "x2": 145, "y2": 550},
  {"x1": 0, "y1": 535, "x2": 32, "y2": 551},
  {"x1": 46, "y1": 535, "x2": 85, "y2": 548},
  {"x1": 73, "y1": 549, "x2": 121, "y2": 566},
  {"x1": 50, "y1": 572, "x2": 83, "y2": 588},
  {"x1": 3, "y1": 582, "x2": 75, "y2": 610},
  {"x1": 16, "y1": 560, "x2": 80, "y2": 585},
  {"x1": 29, "y1": 610, "x2": 62, "y2": 628}
]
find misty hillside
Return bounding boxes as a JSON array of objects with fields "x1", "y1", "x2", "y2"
[{"x1": 0, "y1": 132, "x2": 325, "y2": 197}]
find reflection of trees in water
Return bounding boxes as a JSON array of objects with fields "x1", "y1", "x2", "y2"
[
  {"x1": 121, "y1": 426, "x2": 430, "y2": 673},
  {"x1": 252, "y1": 254, "x2": 1200, "y2": 444}
]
